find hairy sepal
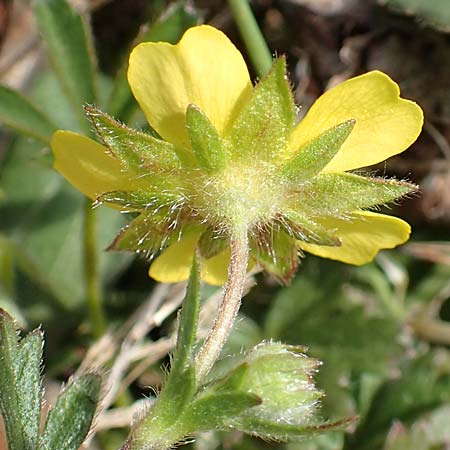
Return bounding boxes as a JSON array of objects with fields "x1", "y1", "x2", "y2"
[
  {"x1": 281, "y1": 119, "x2": 356, "y2": 182},
  {"x1": 288, "y1": 173, "x2": 417, "y2": 218},
  {"x1": 227, "y1": 57, "x2": 296, "y2": 162},
  {"x1": 186, "y1": 104, "x2": 227, "y2": 172},
  {"x1": 85, "y1": 105, "x2": 184, "y2": 170}
]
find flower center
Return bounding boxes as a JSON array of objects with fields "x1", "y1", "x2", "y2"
[{"x1": 203, "y1": 162, "x2": 282, "y2": 230}]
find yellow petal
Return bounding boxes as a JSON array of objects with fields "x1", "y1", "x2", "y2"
[
  {"x1": 289, "y1": 71, "x2": 423, "y2": 172},
  {"x1": 298, "y1": 211, "x2": 411, "y2": 265},
  {"x1": 51, "y1": 130, "x2": 138, "y2": 200},
  {"x1": 201, "y1": 249, "x2": 230, "y2": 286},
  {"x1": 149, "y1": 232, "x2": 199, "y2": 283},
  {"x1": 128, "y1": 25, "x2": 252, "y2": 148}
]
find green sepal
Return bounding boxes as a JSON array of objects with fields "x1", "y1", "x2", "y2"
[
  {"x1": 227, "y1": 57, "x2": 296, "y2": 162},
  {"x1": 281, "y1": 119, "x2": 356, "y2": 182},
  {"x1": 96, "y1": 187, "x2": 184, "y2": 212},
  {"x1": 186, "y1": 104, "x2": 226, "y2": 172},
  {"x1": 109, "y1": 215, "x2": 202, "y2": 260},
  {"x1": 290, "y1": 173, "x2": 417, "y2": 217},
  {"x1": 0, "y1": 309, "x2": 42, "y2": 450},
  {"x1": 198, "y1": 227, "x2": 228, "y2": 259},
  {"x1": 280, "y1": 212, "x2": 342, "y2": 247},
  {"x1": 41, "y1": 372, "x2": 102, "y2": 450},
  {"x1": 231, "y1": 415, "x2": 357, "y2": 441},
  {"x1": 251, "y1": 228, "x2": 299, "y2": 283},
  {"x1": 85, "y1": 105, "x2": 183, "y2": 170},
  {"x1": 187, "y1": 392, "x2": 262, "y2": 430},
  {"x1": 0, "y1": 85, "x2": 57, "y2": 142},
  {"x1": 109, "y1": 213, "x2": 177, "y2": 256}
]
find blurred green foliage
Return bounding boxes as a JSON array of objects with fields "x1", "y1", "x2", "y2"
[{"x1": 0, "y1": 0, "x2": 450, "y2": 449}]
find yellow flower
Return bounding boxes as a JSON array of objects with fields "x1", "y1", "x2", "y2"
[{"x1": 51, "y1": 25, "x2": 423, "y2": 285}]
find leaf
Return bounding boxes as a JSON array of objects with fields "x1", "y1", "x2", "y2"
[
  {"x1": 34, "y1": 0, "x2": 97, "y2": 130},
  {"x1": 108, "y1": 3, "x2": 201, "y2": 121},
  {"x1": 281, "y1": 120, "x2": 355, "y2": 182},
  {"x1": 0, "y1": 309, "x2": 42, "y2": 450},
  {"x1": 0, "y1": 132, "x2": 129, "y2": 317},
  {"x1": 188, "y1": 392, "x2": 262, "y2": 430},
  {"x1": 145, "y1": 258, "x2": 201, "y2": 427},
  {"x1": 289, "y1": 173, "x2": 416, "y2": 217},
  {"x1": 85, "y1": 106, "x2": 183, "y2": 170},
  {"x1": 263, "y1": 260, "x2": 401, "y2": 374},
  {"x1": 172, "y1": 254, "x2": 201, "y2": 373},
  {"x1": 379, "y1": 0, "x2": 450, "y2": 32},
  {"x1": 0, "y1": 85, "x2": 57, "y2": 142},
  {"x1": 186, "y1": 104, "x2": 226, "y2": 172},
  {"x1": 228, "y1": 57, "x2": 296, "y2": 162},
  {"x1": 41, "y1": 373, "x2": 101, "y2": 450},
  {"x1": 344, "y1": 356, "x2": 450, "y2": 450}
]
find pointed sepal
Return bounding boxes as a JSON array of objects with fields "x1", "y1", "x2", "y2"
[
  {"x1": 85, "y1": 105, "x2": 183, "y2": 170},
  {"x1": 251, "y1": 227, "x2": 299, "y2": 283},
  {"x1": 228, "y1": 57, "x2": 296, "y2": 161},
  {"x1": 282, "y1": 119, "x2": 356, "y2": 182},
  {"x1": 186, "y1": 104, "x2": 226, "y2": 172},
  {"x1": 288, "y1": 173, "x2": 417, "y2": 218}
]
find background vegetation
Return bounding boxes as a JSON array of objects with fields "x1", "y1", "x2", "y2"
[{"x1": 1, "y1": 0, "x2": 450, "y2": 449}]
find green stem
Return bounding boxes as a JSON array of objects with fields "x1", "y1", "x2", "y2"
[
  {"x1": 83, "y1": 199, "x2": 105, "y2": 338},
  {"x1": 227, "y1": 0, "x2": 272, "y2": 78},
  {"x1": 195, "y1": 229, "x2": 249, "y2": 382}
]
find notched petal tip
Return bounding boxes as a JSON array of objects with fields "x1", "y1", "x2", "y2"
[
  {"x1": 289, "y1": 70, "x2": 424, "y2": 173},
  {"x1": 128, "y1": 25, "x2": 252, "y2": 148}
]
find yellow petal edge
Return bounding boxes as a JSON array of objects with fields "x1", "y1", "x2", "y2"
[
  {"x1": 299, "y1": 211, "x2": 411, "y2": 265},
  {"x1": 128, "y1": 25, "x2": 252, "y2": 149},
  {"x1": 51, "y1": 131, "x2": 133, "y2": 199},
  {"x1": 289, "y1": 71, "x2": 424, "y2": 172},
  {"x1": 149, "y1": 233, "x2": 229, "y2": 286}
]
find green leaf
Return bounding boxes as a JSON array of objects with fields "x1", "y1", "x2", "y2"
[
  {"x1": 0, "y1": 309, "x2": 42, "y2": 450},
  {"x1": 0, "y1": 85, "x2": 57, "y2": 142},
  {"x1": 290, "y1": 173, "x2": 416, "y2": 217},
  {"x1": 108, "y1": 3, "x2": 201, "y2": 121},
  {"x1": 188, "y1": 392, "x2": 262, "y2": 430},
  {"x1": 344, "y1": 356, "x2": 450, "y2": 450},
  {"x1": 228, "y1": 57, "x2": 295, "y2": 162},
  {"x1": 172, "y1": 254, "x2": 201, "y2": 373},
  {"x1": 379, "y1": 0, "x2": 450, "y2": 32},
  {"x1": 41, "y1": 373, "x2": 102, "y2": 450},
  {"x1": 142, "y1": 258, "x2": 202, "y2": 432},
  {"x1": 186, "y1": 104, "x2": 226, "y2": 172},
  {"x1": 34, "y1": 0, "x2": 97, "y2": 130},
  {"x1": 0, "y1": 133, "x2": 129, "y2": 316},
  {"x1": 85, "y1": 106, "x2": 183, "y2": 170},
  {"x1": 281, "y1": 120, "x2": 355, "y2": 182}
]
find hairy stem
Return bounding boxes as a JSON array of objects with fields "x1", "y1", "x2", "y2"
[
  {"x1": 227, "y1": 0, "x2": 272, "y2": 78},
  {"x1": 84, "y1": 199, "x2": 105, "y2": 338},
  {"x1": 195, "y1": 230, "x2": 249, "y2": 382}
]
